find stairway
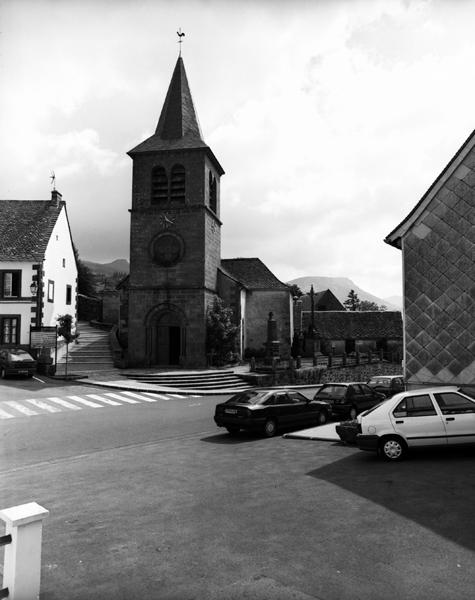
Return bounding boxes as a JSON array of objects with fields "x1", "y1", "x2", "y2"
[
  {"x1": 122, "y1": 370, "x2": 251, "y2": 391},
  {"x1": 56, "y1": 321, "x2": 116, "y2": 374}
]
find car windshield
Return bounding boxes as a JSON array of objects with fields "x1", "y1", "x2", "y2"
[
  {"x1": 8, "y1": 350, "x2": 34, "y2": 362},
  {"x1": 316, "y1": 386, "x2": 346, "y2": 398},
  {"x1": 225, "y1": 391, "x2": 268, "y2": 405},
  {"x1": 369, "y1": 378, "x2": 391, "y2": 387}
]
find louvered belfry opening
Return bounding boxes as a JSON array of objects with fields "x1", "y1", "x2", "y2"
[
  {"x1": 151, "y1": 166, "x2": 168, "y2": 204},
  {"x1": 209, "y1": 171, "x2": 217, "y2": 213},
  {"x1": 170, "y1": 164, "x2": 186, "y2": 201}
]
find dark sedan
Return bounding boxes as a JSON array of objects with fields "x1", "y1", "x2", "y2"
[
  {"x1": 214, "y1": 388, "x2": 331, "y2": 437},
  {"x1": 0, "y1": 349, "x2": 37, "y2": 379},
  {"x1": 367, "y1": 375, "x2": 405, "y2": 398},
  {"x1": 313, "y1": 382, "x2": 385, "y2": 420}
]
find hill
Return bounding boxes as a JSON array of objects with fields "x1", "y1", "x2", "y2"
[
  {"x1": 287, "y1": 276, "x2": 402, "y2": 310},
  {"x1": 84, "y1": 259, "x2": 130, "y2": 277}
]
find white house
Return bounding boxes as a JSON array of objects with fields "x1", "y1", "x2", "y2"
[{"x1": 0, "y1": 190, "x2": 78, "y2": 355}]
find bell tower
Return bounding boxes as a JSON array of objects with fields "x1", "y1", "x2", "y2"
[{"x1": 127, "y1": 56, "x2": 224, "y2": 367}]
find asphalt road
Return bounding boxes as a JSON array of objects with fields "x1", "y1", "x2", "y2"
[{"x1": 1, "y1": 377, "x2": 474, "y2": 600}]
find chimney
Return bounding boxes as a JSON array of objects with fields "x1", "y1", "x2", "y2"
[{"x1": 51, "y1": 189, "x2": 62, "y2": 207}]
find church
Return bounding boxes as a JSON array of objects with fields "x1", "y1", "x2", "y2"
[{"x1": 124, "y1": 55, "x2": 292, "y2": 368}]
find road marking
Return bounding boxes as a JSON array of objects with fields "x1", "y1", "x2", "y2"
[
  {"x1": 86, "y1": 393, "x2": 122, "y2": 406},
  {"x1": 47, "y1": 397, "x2": 82, "y2": 411},
  {"x1": 169, "y1": 394, "x2": 186, "y2": 399},
  {"x1": 142, "y1": 392, "x2": 170, "y2": 401},
  {"x1": 121, "y1": 391, "x2": 157, "y2": 402},
  {"x1": 0, "y1": 407, "x2": 14, "y2": 419},
  {"x1": 25, "y1": 398, "x2": 62, "y2": 413},
  {"x1": 4, "y1": 401, "x2": 38, "y2": 416},
  {"x1": 67, "y1": 395, "x2": 104, "y2": 408},
  {"x1": 188, "y1": 402, "x2": 201, "y2": 407},
  {"x1": 33, "y1": 376, "x2": 46, "y2": 383},
  {"x1": 104, "y1": 392, "x2": 139, "y2": 404}
]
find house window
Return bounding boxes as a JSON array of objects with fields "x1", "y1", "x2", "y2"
[
  {"x1": 209, "y1": 171, "x2": 217, "y2": 213},
  {"x1": 0, "y1": 271, "x2": 21, "y2": 299},
  {"x1": 48, "y1": 280, "x2": 55, "y2": 302},
  {"x1": 1, "y1": 316, "x2": 19, "y2": 344},
  {"x1": 66, "y1": 285, "x2": 72, "y2": 305},
  {"x1": 170, "y1": 164, "x2": 185, "y2": 201},
  {"x1": 151, "y1": 166, "x2": 168, "y2": 204}
]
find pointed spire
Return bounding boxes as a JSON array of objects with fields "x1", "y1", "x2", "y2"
[
  {"x1": 128, "y1": 56, "x2": 224, "y2": 175},
  {"x1": 155, "y1": 56, "x2": 203, "y2": 142}
]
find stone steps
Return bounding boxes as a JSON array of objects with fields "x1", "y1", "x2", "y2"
[
  {"x1": 56, "y1": 322, "x2": 116, "y2": 373},
  {"x1": 122, "y1": 370, "x2": 251, "y2": 391}
]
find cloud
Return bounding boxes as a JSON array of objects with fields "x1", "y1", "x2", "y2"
[{"x1": 1, "y1": 0, "x2": 475, "y2": 299}]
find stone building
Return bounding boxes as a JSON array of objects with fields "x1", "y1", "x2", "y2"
[
  {"x1": 385, "y1": 130, "x2": 475, "y2": 392},
  {"x1": 125, "y1": 56, "x2": 291, "y2": 367}
]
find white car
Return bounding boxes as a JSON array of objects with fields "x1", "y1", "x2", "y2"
[{"x1": 356, "y1": 386, "x2": 475, "y2": 461}]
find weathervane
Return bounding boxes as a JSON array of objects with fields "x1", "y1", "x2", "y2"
[
  {"x1": 50, "y1": 171, "x2": 56, "y2": 191},
  {"x1": 177, "y1": 28, "x2": 185, "y2": 56}
]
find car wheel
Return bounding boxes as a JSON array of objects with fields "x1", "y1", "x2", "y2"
[
  {"x1": 225, "y1": 426, "x2": 240, "y2": 435},
  {"x1": 379, "y1": 436, "x2": 406, "y2": 461},
  {"x1": 349, "y1": 406, "x2": 358, "y2": 420},
  {"x1": 316, "y1": 411, "x2": 327, "y2": 426},
  {"x1": 263, "y1": 419, "x2": 277, "y2": 437}
]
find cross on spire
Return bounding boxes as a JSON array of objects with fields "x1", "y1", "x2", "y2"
[{"x1": 177, "y1": 28, "x2": 185, "y2": 56}]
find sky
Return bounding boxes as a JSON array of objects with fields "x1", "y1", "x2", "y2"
[{"x1": 1, "y1": 0, "x2": 474, "y2": 300}]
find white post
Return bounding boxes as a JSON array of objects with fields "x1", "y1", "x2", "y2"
[{"x1": 0, "y1": 502, "x2": 49, "y2": 600}]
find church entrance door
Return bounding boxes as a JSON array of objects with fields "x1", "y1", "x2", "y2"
[{"x1": 149, "y1": 310, "x2": 184, "y2": 366}]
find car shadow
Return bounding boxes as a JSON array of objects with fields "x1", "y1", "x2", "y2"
[
  {"x1": 201, "y1": 431, "x2": 269, "y2": 444},
  {"x1": 308, "y1": 445, "x2": 475, "y2": 552}
]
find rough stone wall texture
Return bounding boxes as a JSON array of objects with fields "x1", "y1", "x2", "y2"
[
  {"x1": 245, "y1": 290, "x2": 292, "y2": 357},
  {"x1": 127, "y1": 149, "x2": 221, "y2": 367},
  {"x1": 403, "y1": 150, "x2": 475, "y2": 387}
]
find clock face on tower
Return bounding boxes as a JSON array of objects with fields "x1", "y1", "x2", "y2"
[{"x1": 151, "y1": 232, "x2": 185, "y2": 267}]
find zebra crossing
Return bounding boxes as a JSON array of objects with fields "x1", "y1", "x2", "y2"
[{"x1": 0, "y1": 391, "x2": 201, "y2": 420}]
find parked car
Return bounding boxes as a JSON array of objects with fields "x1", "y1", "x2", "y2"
[
  {"x1": 357, "y1": 386, "x2": 475, "y2": 461},
  {"x1": 0, "y1": 349, "x2": 37, "y2": 379},
  {"x1": 367, "y1": 375, "x2": 405, "y2": 398},
  {"x1": 312, "y1": 383, "x2": 385, "y2": 420},
  {"x1": 214, "y1": 388, "x2": 331, "y2": 437}
]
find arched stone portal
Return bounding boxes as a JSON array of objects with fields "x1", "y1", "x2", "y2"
[{"x1": 146, "y1": 306, "x2": 186, "y2": 366}]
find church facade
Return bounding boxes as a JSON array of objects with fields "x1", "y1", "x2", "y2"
[{"x1": 126, "y1": 56, "x2": 292, "y2": 368}]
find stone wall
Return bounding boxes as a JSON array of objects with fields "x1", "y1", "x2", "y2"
[{"x1": 245, "y1": 290, "x2": 292, "y2": 357}]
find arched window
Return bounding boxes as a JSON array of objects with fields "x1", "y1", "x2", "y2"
[
  {"x1": 170, "y1": 164, "x2": 186, "y2": 201},
  {"x1": 151, "y1": 166, "x2": 168, "y2": 204},
  {"x1": 209, "y1": 172, "x2": 217, "y2": 213}
]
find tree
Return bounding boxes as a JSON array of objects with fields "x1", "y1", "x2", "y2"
[
  {"x1": 289, "y1": 284, "x2": 303, "y2": 298},
  {"x1": 73, "y1": 244, "x2": 98, "y2": 297},
  {"x1": 206, "y1": 297, "x2": 239, "y2": 366},
  {"x1": 57, "y1": 313, "x2": 77, "y2": 378},
  {"x1": 359, "y1": 300, "x2": 380, "y2": 311},
  {"x1": 344, "y1": 289, "x2": 361, "y2": 311},
  {"x1": 358, "y1": 300, "x2": 388, "y2": 311}
]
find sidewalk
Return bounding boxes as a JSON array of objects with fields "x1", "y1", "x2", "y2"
[{"x1": 52, "y1": 364, "x2": 323, "y2": 396}]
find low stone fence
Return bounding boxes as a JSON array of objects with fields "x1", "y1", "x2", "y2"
[{"x1": 242, "y1": 359, "x2": 402, "y2": 387}]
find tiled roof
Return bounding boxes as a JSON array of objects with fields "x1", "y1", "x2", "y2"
[
  {"x1": 220, "y1": 258, "x2": 290, "y2": 291},
  {"x1": 302, "y1": 311, "x2": 403, "y2": 339},
  {"x1": 128, "y1": 57, "x2": 224, "y2": 175},
  {"x1": 0, "y1": 200, "x2": 64, "y2": 261},
  {"x1": 298, "y1": 290, "x2": 345, "y2": 311}
]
